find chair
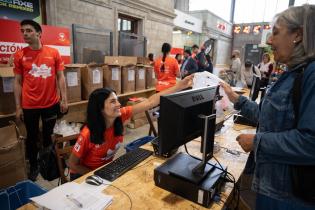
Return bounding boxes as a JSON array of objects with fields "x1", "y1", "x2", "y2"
[
  {"x1": 145, "y1": 106, "x2": 159, "y2": 137},
  {"x1": 52, "y1": 134, "x2": 79, "y2": 184}
]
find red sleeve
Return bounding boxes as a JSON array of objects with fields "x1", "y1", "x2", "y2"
[
  {"x1": 120, "y1": 106, "x2": 133, "y2": 122},
  {"x1": 13, "y1": 50, "x2": 23, "y2": 75},
  {"x1": 54, "y1": 49, "x2": 64, "y2": 71},
  {"x1": 72, "y1": 129, "x2": 89, "y2": 159}
]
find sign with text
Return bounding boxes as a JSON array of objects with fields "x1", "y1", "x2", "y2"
[
  {"x1": 0, "y1": 19, "x2": 71, "y2": 64},
  {"x1": 0, "y1": 0, "x2": 42, "y2": 23}
]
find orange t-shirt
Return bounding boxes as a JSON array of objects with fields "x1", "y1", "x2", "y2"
[
  {"x1": 13, "y1": 46, "x2": 64, "y2": 109},
  {"x1": 72, "y1": 106, "x2": 133, "y2": 171},
  {"x1": 154, "y1": 56, "x2": 179, "y2": 92}
]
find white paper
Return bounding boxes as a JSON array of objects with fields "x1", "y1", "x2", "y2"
[
  {"x1": 66, "y1": 72, "x2": 78, "y2": 87},
  {"x1": 92, "y1": 68, "x2": 101, "y2": 84},
  {"x1": 128, "y1": 69, "x2": 135, "y2": 81},
  {"x1": 31, "y1": 182, "x2": 112, "y2": 210},
  {"x1": 139, "y1": 69, "x2": 145, "y2": 80},
  {"x1": 2, "y1": 77, "x2": 14, "y2": 93},
  {"x1": 111, "y1": 68, "x2": 120, "y2": 81},
  {"x1": 192, "y1": 71, "x2": 225, "y2": 89}
]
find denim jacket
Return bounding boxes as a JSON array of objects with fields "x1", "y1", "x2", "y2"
[{"x1": 234, "y1": 61, "x2": 315, "y2": 200}]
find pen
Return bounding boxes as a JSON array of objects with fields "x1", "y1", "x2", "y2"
[{"x1": 66, "y1": 194, "x2": 83, "y2": 208}]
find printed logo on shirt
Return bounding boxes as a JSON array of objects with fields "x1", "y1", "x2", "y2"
[
  {"x1": 29, "y1": 64, "x2": 52, "y2": 79},
  {"x1": 74, "y1": 142, "x2": 81, "y2": 152},
  {"x1": 102, "y1": 142, "x2": 122, "y2": 161}
]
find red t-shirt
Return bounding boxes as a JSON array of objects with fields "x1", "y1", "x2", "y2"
[
  {"x1": 154, "y1": 56, "x2": 179, "y2": 92},
  {"x1": 13, "y1": 46, "x2": 64, "y2": 109},
  {"x1": 72, "y1": 106, "x2": 133, "y2": 171}
]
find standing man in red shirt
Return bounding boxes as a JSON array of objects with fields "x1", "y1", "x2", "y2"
[{"x1": 13, "y1": 19, "x2": 68, "y2": 181}]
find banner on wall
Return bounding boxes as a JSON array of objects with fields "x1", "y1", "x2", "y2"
[
  {"x1": 0, "y1": 0, "x2": 42, "y2": 23},
  {"x1": 0, "y1": 19, "x2": 71, "y2": 64}
]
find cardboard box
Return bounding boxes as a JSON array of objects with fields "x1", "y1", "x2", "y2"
[
  {"x1": 0, "y1": 67, "x2": 15, "y2": 114},
  {"x1": 103, "y1": 65, "x2": 121, "y2": 94},
  {"x1": 104, "y1": 56, "x2": 137, "y2": 66},
  {"x1": 145, "y1": 65, "x2": 156, "y2": 89},
  {"x1": 135, "y1": 65, "x2": 146, "y2": 91},
  {"x1": 0, "y1": 124, "x2": 27, "y2": 188},
  {"x1": 81, "y1": 64, "x2": 104, "y2": 100},
  {"x1": 64, "y1": 64, "x2": 84, "y2": 103},
  {"x1": 121, "y1": 65, "x2": 136, "y2": 93},
  {"x1": 137, "y1": 57, "x2": 150, "y2": 65},
  {"x1": 127, "y1": 118, "x2": 148, "y2": 129},
  {"x1": 119, "y1": 56, "x2": 137, "y2": 66},
  {"x1": 127, "y1": 98, "x2": 146, "y2": 120},
  {"x1": 104, "y1": 56, "x2": 120, "y2": 66}
]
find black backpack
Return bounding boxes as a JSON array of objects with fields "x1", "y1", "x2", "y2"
[
  {"x1": 291, "y1": 60, "x2": 315, "y2": 204},
  {"x1": 38, "y1": 143, "x2": 60, "y2": 181}
]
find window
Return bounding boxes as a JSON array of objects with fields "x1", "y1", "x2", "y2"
[{"x1": 118, "y1": 14, "x2": 138, "y2": 34}]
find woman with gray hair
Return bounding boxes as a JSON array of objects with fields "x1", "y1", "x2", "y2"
[{"x1": 221, "y1": 5, "x2": 315, "y2": 210}]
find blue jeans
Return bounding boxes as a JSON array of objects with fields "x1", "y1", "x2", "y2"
[{"x1": 256, "y1": 193, "x2": 315, "y2": 210}]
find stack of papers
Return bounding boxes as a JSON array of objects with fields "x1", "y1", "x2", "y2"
[{"x1": 31, "y1": 182, "x2": 112, "y2": 210}]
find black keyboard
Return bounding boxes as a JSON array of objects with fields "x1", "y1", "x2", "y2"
[{"x1": 94, "y1": 148, "x2": 153, "y2": 181}]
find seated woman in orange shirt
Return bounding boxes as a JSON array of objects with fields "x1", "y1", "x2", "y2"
[
  {"x1": 68, "y1": 75, "x2": 193, "y2": 180},
  {"x1": 154, "y1": 43, "x2": 180, "y2": 92}
]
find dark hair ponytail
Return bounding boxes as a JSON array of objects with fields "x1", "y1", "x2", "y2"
[
  {"x1": 160, "y1": 43, "x2": 171, "y2": 72},
  {"x1": 86, "y1": 88, "x2": 123, "y2": 144}
]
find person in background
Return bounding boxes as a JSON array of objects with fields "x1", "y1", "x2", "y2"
[
  {"x1": 258, "y1": 53, "x2": 273, "y2": 87},
  {"x1": 180, "y1": 49, "x2": 198, "y2": 78},
  {"x1": 241, "y1": 60, "x2": 261, "y2": 88},
  {"x1": 68, "y1": 75, "x2": 193, "y2": 180},
  {"x1": 191, "y1": 44, "x2": 199, "y2": 59},
  {"x1": 13, "y1": 19, "x2": 68, "y2": 181},
  {"x1": 154, "y1": 43, "x2": 180, "y2": 92},
  {"x1": 230, "y1": 49, "x2": 242, "y2": 86},
  {"x1": 175, "y1": 53, "x2": 183, "y2": 65},
  {"x1": 148, "y1": 53, "x2": 154, "y2": 66},
  {"x1": 221, "y1": 5, "x2": 315, "y2": 210},
  {"x1": 195, "y1": 43, "x2": 213, "y2": 73}
]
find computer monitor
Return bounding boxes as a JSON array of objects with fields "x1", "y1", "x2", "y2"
[
  {"x1": 158, "y1": 86, "x2": 218, "y2": 157},
  {"x1": 157, "y1": 86, "x2": 219, "y2": 183},
  {"x1": 249, "y1": 75, "x2": 261, "y2": 101}
]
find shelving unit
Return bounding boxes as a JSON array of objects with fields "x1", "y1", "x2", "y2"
[{"x1": 0, "y1": 88, "x2": 156, "y2": 125}]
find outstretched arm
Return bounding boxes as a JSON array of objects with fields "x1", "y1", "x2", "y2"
[{"x1": 132, "y1": 75, "x2": 193, "y2": 115}]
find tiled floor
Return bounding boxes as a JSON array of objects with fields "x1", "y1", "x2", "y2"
[{"x1": 35, "y1": 123, "x2": 152, "y2": 190}]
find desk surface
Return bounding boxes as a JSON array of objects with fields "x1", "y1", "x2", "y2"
[
  {"x1": 18, "y1": 119, "x2": 253, "y2": 210},
  {"x1": 100, "y1": 121, "x2": 251, "y2": 210}
]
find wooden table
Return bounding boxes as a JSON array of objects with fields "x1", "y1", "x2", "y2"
[{"x1": 19, "y1": 119, "x2": 253, "y2": 210}]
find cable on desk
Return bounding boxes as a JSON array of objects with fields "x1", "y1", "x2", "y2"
[{"x1": 102, "y1": 183, "x2": 133, "y2": 210}]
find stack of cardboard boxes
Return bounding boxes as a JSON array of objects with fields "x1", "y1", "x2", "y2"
[
  {"x1": 0, "y1": 123, "x2": 27, "y2": 188},
  {"x1": 126, "y1": 97, "x2": 148, "y2": 129}
]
